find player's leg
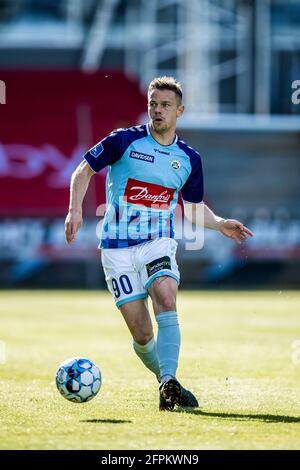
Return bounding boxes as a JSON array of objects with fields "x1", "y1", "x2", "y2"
[
  {"x1": 101, "y1": 247, "x2": 160, "y2": 380},
  {"x1": 139, "y1": 238, "x2": 199, "y2": 410},
  {"x1": 148, "y1": 276, "x2": 180, "y2": 384},
  {"x1": 119, "y1": 299, "x2": 160, "y2": 381},
  {"x1": 149, "y1": 276, "x2": 198, "y2": 410},
  {"x1": 139, "y1": 238, "x2": 180, "y2": 385}
]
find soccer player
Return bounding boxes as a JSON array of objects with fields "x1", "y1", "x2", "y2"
[{"x1": 65, "y1": 76, "x2": 253, "y2": 411}]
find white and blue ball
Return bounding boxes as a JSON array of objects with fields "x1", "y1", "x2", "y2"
[{"x1": 56, "y1": 357, "x2": 101, "y2": 403}]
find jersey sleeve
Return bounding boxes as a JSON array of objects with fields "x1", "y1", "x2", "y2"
[
  {"x1": 83, "y1": 130, "x2": 123, "y2": 173},
  {"x1": 181, "y1": 153, "x2": 204, "y2": 203}
]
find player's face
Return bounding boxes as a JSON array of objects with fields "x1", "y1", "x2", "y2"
[{"x1": 148, "y1": 89, "x2": 184, "y2": 135}]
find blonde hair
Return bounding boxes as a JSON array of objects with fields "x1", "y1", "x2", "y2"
[{"x1": 148, "y1": 76, "x2": 183, "y2": 103}]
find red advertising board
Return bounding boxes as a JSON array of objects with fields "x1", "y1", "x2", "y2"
[{"x1": 0, "y1": 70, "x2": 146, "y2": 216}]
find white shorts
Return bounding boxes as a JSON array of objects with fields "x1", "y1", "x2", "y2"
[{"x1": 101, "y1": 237, "x2": 180, "y2": 308}]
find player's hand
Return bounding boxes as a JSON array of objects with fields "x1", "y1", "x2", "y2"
[
  {"x1": 65, "y1": 209, "x2": 83, "y2": 244},
  {"x1": 219, "y1": 219, "x2": 254, "y2": 244}
]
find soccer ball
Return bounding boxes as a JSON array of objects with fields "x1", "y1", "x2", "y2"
[{"x1": 55, "y1": 357, "x2": 101, "y2": 403}]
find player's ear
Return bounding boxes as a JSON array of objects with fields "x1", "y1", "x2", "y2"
[{"x1": 177, "y1": 104, "x2": 184, "y2": 118}]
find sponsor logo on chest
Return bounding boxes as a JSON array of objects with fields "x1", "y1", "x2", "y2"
[
  {"x1": 129, "y1": 150, "x2": 154, "y2": 163},
  {"x1": 124, "y1": 178, "x2": 175, "y2": 209}
]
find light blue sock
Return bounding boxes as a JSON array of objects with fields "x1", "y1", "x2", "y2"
[
  {"x1": 156, "y1": 311, "x2": 180, "y2": 381},
  {"x1": 133, "y1": 337, "x2": 160, "y2": 381}
]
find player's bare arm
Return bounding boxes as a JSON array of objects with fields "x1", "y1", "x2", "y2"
[
  {"x1": 65, "y1": 161, "x2": 95, "y2": 244},
  {"x1": 184, "y1": 201, "x2": 254, "y2": 244}
]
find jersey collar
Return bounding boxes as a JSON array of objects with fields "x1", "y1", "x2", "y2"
[{"x1": 146, "y1": 123, "x2": 178, "y2": 147}]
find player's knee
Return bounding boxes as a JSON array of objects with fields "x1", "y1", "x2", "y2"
[
  {"x1": 131, "y1": 320, "x2": 153, "y2": 345},
  {"x1": 156, "y1": 294, "x2": 176, "y2": 312},
  {"x1": 134, "y1": 332, "x2": 153, "y2": 346}
]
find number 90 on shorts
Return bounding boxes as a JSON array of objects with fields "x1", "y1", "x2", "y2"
[
  {"x1": 105, "y1": 271, "x2": 148, "y2": 307},
  {"x1": 111, "y1": 275, "x2": 133, "y2": 298}
]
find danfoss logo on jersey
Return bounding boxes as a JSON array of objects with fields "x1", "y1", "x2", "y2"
[{"x1": 124, "y1": 178, "x2": 175, "y2": 209}]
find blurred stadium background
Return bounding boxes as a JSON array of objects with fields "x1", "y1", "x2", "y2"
[{"x1": 0, "y1": 0, "x2": 300, "y2": 290}]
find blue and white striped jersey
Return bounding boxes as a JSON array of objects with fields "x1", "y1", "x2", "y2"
[{"x1": 83, "y1": 124, "x2": 203, "y2": 248}]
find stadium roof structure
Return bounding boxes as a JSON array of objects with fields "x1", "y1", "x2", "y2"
[{"x1": 0, "y1": 0, "x2": 300, "y2": 115}]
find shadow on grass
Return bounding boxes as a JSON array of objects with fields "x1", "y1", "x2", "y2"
[
  {"x1": 174, "y1": 409, "x2": 300, "y2": 423},
  {"x1": 81, "y1": 419, "x2": 132, "y2": 424}
]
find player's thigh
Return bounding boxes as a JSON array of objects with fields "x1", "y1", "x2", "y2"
[
  {"x1": 148, "y1": 276, "x2": 178, "y2": 314},
  {"x1": 119, "y1": 298, "x2": 154, "y2": 345},
  {"x1": 101, "y1": 248, "x2": 147, "y2": 308},
  {"x1": 138, "y1": 238, "x2": 180, "y2": 313}
]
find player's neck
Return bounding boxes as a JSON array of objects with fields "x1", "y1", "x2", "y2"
[{"x1": 149, "y1": 124, "x2": 176, "y2": 146}]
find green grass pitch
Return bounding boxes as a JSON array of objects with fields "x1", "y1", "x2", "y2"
[{"x1": 1, "y1": 290, "x2": 300, "y2": 450}]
